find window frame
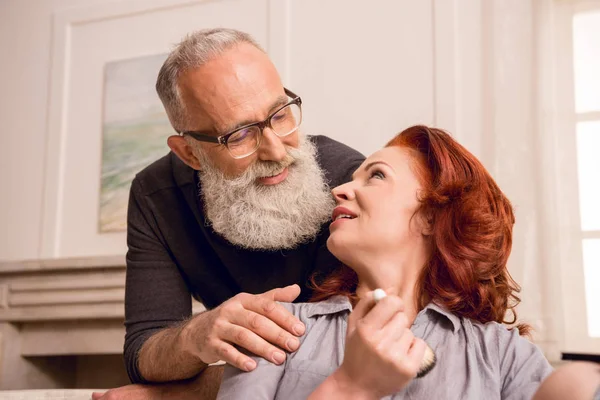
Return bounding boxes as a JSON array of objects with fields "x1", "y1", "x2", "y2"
[{"x1": 552, "y1": 0, "x2": 600, "y2": 355}]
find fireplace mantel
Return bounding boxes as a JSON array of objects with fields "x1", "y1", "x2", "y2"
[
  {"x1": 0, "y1": 256, "x2": 127, "y2": 325},
  {"x1": 0, "y1": 256, "x2": 203, "y2": 389}
]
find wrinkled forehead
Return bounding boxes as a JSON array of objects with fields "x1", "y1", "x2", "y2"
[{"x1": 178, "y1": 44, "x2": 284, "y2": 131}]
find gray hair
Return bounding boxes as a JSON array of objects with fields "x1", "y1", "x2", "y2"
[{"x1": 156, "y1": 28, "x2": 264, "y2": 131}]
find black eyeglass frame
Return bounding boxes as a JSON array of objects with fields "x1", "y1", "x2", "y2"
[{"x1": 179, "y1": 88, "x2": 302, "y2": 150}]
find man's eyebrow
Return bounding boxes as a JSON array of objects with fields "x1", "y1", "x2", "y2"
[
  {"x1": 221, "y1": 94, "x2": 289, "y2": 134},
  {"x1": 351, "y1": 161, "x2": 394, "y2": 180}
]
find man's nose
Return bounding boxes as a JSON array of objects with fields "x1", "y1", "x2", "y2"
[{"x1": 256, "y1": 128, "x2": 287, "y2": 162}]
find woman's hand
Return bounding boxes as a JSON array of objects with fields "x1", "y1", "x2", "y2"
[{"x1": 333, "y1": 291, "x2": 426, "y2": 399}]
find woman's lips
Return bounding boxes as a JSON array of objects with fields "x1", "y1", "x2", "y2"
[
  {"x1": 329, "y1": 217, "x2": 352, "y2": 230},
  {"x1": 330, "y1": 206, "x2": 357, "y2": 229},
  {"x1": 331, "y1": 206, "x2": 357, "y2": 221},
  {"x1": 258, "y1": 167, "x2": 289, "y2": 185}
]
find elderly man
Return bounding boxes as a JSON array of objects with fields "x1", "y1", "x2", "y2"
[{"x1": 93, "y1": 28, "x2": 364, "y2": 399}]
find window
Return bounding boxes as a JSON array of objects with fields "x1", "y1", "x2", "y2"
[
  {"x1": 550, "y1": 0, "x2": 600, "y2": 356},
  {"x1": 573, "y1": 9, "x2": 600, "y2": 339}
]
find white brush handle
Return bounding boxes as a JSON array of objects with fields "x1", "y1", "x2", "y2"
[{"x1": 373, "y1": 288, "x2": 387, "y2": 303}]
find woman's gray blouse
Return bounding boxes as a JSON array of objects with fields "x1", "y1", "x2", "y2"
[{"x1": 217, "y1": 296, "x2": 552, "y2": 400}]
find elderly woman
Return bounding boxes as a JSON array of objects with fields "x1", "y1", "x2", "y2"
[{"x1": 216, "y1": 125, "x2": 553, "y2": 399}]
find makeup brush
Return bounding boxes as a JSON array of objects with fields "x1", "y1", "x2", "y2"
[{"x1": 372, "y1": 288, "x2": 436, "y2": 378}]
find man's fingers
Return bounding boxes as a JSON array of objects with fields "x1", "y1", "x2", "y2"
[
  {"x1": 243, "y1": 293, "x2": 305, "y2": 336},
  {"x1": 216, "y1": 340, "x2": 258, "y2": 372},
  {"x1": 222, "y1": 323, "x2": 287, "y2": 366},
  {"x1": 265, "y1": 284, "x2": 301, "y2": 303},
  {"x1": 91, "y1": 393, "x2": 105, "y2": 400},
  {"x1": 233, "y1": 309, "x2": 300, "y2": 352}
]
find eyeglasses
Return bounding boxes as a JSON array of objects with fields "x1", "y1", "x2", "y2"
[{"x1": 180, "y1": 88, "x2": 303, "y2": 159}]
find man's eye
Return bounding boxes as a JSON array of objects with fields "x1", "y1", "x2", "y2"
[
  {"x1": 228, "y1": 128, "x2": 253, "y2": 144},
  {"x1": 370, "y1": 170, "x2": 385, "y2": 180},
  {"x1": 271, "y1": 107, "x2": 290, "y2": 122},
  {"x1": 272, "y1": 113, "x2": 286, "y2": 121}
]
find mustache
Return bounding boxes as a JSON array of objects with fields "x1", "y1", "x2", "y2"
[
  {"x1": 218, "y1": 151, "x2": 297, "y2": 188},
  {"x1": 249, "y1": 153, "x2": 295, "y2": 178}
]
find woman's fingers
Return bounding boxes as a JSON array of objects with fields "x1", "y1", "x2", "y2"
[
  {"x1": 384, "y1": 330, "x2": 427, "y2": 378},
  {"x1": 347, "y1": 291, "x2": 376, "y2": 335},
  {"x1": 378, "y1": 311, "x2": 411, "y2": 348},
  {"x1": 360, "y1": 294, "x2": 405, "y2": 330},
  {"x1": 406, "y1": 337, "x2": 428, "y2": 372},
  {"x1": 394, "y1": 328, "x2": 415, "y2": 357}
]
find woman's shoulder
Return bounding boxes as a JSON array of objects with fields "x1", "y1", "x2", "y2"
[
  {"x1": 467, "y1": 319, "x2": 552, "y2": 393},
  {"x1": 462, "y1": 316, "x2": 549, "y2": 368},
  {"x1": 464, "y1": 316, "x2": 512, "y2": 333},
  {"x1": 463, "y1": 317, "x2": 526, "y2": 344},
  {"x1": 279, "y1": 296, "x2": 352, "y2": 348},
  {"x1": 278, "y1": 296, "x2": 350, "y2": 367},
  {"x1": 461, "y1": 315, "x2": 525, "y2": 349}
]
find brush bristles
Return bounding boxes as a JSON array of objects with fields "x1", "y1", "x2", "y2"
[{"x1": 416, "y1": 344, "x2": 436, "y2": 378}]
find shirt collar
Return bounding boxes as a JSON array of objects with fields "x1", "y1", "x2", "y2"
[
  {"x1": 304, "y1": 296, "x2": 462, "y2": 333},
  {"x1": 171, "y1": 151, "x2": 195, "y2": 187},
  {"x1": 415, "y1": 302, "x2": 462, "y2": 333},
  {"x1": 305, "y1": 295, "x2": 353, "y2": 317}
]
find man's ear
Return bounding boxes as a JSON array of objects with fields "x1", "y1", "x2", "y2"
[{"x1": 168, "y1": 135, "x2": 201, "y2": 170}]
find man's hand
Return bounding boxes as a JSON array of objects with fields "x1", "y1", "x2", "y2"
[{"x1": 182, "y1": 284, "x2": 305, "y2": 371}]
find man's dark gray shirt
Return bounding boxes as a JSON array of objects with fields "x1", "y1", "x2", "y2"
[{"x1": 123, "y1": 135, "x2": 365, "y2": 383}]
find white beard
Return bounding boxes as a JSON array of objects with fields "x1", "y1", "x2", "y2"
[{"x1": 193, "y1": 135, "x2": 335, "y2": 250}]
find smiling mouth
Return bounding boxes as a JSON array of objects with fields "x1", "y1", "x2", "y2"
[
  {"x1": 333, "y1": 214, "x2": 356, "y2": 222},
  {"x1": 257, "y1": 167, "x2": 289, "y2": 185},
  {"x1": 264, "y1": 169, "x2": 285, "y2": 178},
  {"x1": 331, "y1": 207, "x2": 358, "y2": 222}
]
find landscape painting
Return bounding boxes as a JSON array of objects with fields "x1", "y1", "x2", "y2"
[{"x1": 99, "y1": 54, "x2": 171, "y2": 232}]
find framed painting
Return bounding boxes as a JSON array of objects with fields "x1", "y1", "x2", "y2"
[{"x1": 99, "y1": 54, "x2": 170, "y2": 232}]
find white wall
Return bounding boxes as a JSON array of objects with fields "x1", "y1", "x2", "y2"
[
  {"x1": 289, "y1": 0, "x2": 434, "y2": 156},
  {"x1": 0, "y1": 0, "x2": 88, "y2": 262},
  {"x1": 0, "y1": 0, "x2": 569, "y2": 359}
]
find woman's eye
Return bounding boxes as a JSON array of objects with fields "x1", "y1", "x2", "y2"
[{"x1": 370, "y1": 170, "x2": 385, "y2": 180}]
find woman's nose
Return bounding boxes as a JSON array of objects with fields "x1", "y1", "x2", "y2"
[{"x1": 332, "y1": 183, "x2": 355, "y2": 202}]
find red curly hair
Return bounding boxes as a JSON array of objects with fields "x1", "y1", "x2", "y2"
[{"x1": 311, "y1": 125, "x2": 530, "y2": 335}]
